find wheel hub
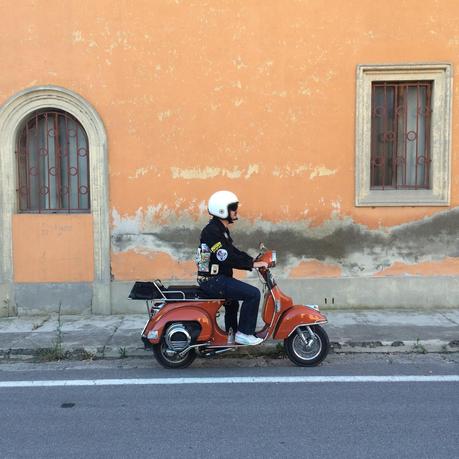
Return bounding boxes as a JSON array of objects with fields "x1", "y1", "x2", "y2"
[{"x1": 292, "y1": 332, "x2": 322, "y2": 360}]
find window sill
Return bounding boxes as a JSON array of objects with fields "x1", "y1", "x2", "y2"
[{"x1": 356, "y1": 189, "x2": 450, "y2": 207}]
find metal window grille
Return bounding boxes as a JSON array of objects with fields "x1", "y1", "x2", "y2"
[
  {"x1": 16, "y1": 110, "x2": 90, "y2": 213},
  {"x1": 371, "y1": 81, "x2": 432, "y2": 190}
]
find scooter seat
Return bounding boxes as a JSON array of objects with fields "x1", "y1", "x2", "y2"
[{"x1": 128, "y1": 281, "x2": 218, "y2": 301}]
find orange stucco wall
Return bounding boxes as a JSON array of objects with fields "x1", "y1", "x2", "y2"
[
  {"x1": 12, "y1": 215, "x2": 94, "y2": 282},
  {"x1": 374, "y1": 258, "x2": 459, "y2": 277},
  {"x1": 111, "y1": 251, "x2": 195, "y2": 281},
  {"x1": 2, "y1": 0, "x2": 459, "y2": 283}
]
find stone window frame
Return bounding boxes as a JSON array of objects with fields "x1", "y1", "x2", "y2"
[
  {"x1": 0, "y1": 86, "x2": 110, "y2": 314},
  {"x1": 355, "y1": 63, "x2": 452, "y2": 206}
]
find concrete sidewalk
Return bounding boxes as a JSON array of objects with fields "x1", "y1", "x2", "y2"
[{"x1": 0, "y1": 308, "x2": 458, "y2": 361}]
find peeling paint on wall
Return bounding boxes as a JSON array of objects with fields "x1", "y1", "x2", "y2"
[
  {"x1": 128, "y1": 166, "x2": 159, "y2": 179},
  {"x1": 112, "y1": 208, "x2": 143, "y2": 235},
  {"x1": 72, "y1": 30, "x2": 83, "y2": 43},
  {"x1": 140, "y1": 163, "x2": 338, "y2": 182},
  {"x1": 170, "y1": 165, "x2": 259, "y2": 180},
  {"x1": 309, "y1": 166, "x2": 337, "y2": 180},
  {"x1": 110, "y1": 206, "x2": 459, "y2": 281},
  {"x1": 272, "y1": 164, "x2": 336, "y2": 178}
]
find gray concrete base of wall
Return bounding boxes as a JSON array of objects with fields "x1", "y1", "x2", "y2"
[
  {"x1": 3, "y1": 276, "x2": 458, "y2": 316},
  {"x1": 0, "y1": 282, "x2": 12, "y2": 316},
  {"x1": 14, "y1": 283, "x2": 92, "y2": 316},
  {"x1": 280, "y1": 276, "x2": 459, "y2": 309},
  {"x1": 112, "y1": 276, "x2": 459, "y2": 314}
]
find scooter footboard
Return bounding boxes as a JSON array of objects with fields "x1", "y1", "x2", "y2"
[{"x1": 273, "y1": 305, "x2": 327, "y2": 340}]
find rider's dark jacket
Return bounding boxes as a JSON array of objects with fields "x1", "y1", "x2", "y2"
[{"x1": 197, "y1": 217, "x2": 253, "y2": 278}]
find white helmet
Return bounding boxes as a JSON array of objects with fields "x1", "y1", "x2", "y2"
[{"x1": 208, "y1": 190, "x2": 239, "y2": 219}]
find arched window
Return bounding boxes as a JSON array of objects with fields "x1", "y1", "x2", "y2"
[
  {"x1": 1, "y1": 85, "x2": 110, "y2": 313},
  {"x1": 16, "y1": 109, "x2": 90, "y2": 212}
]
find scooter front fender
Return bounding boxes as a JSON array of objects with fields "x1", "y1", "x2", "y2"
[
  {"x1": 146, "y1": 306, "x2": 213, "y2": 344},
  {"x1": 273, "y1": 305, "x2": 327, "y2": 340}
]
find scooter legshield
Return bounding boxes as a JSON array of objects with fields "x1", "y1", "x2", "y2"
[{"x1": 273, "y1": 305, "x2": 327, "y2": 340}]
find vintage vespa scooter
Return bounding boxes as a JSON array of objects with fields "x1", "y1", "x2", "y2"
[{"x1": 129, "y1": 246, "x2": 329, "y2": 368}]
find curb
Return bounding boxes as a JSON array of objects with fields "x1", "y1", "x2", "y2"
[
  {"x1": 331, "y1": 339, "x2": 459, "y2": 354},
  {"x1": 1, "y1": 339, "x2": 458, "y2": 362}
]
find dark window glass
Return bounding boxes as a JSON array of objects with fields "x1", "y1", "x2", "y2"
[
  {"x1": 371, "y1": 81, "x2": 432, "y2": 190},
  {"x1": 16, "y1": 110, "x2": 90, "y2": 213}
]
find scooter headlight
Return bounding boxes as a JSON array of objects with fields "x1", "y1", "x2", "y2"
[{"x1": 271, "y1": 251, "x2": 277, "y2": 267}]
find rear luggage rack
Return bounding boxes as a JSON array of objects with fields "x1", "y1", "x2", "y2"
[{"x1": 128, "y1": 280, "x2": 223, "y2": 302}]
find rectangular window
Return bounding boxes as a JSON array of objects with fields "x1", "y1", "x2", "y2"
[{"x1": 355, "y1": 64, "x2": 452, "y2": 206}]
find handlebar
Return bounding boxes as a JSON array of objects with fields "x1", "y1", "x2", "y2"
[{"x1": 254, "y1": 247, "x2": 276, "y2": 269}]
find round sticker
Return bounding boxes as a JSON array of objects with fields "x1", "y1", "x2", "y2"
[{"x1": 216, "y1": 249, "x2": 228, "y2": 261}]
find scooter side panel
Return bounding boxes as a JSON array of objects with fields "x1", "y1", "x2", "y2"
[
  {"x1": 273, "y1": 305, "x2": 327, "y2": 339},
  {"x1": 262, "y1": 293, "x2": 275, "y2": 324},
  {"x1": 146, "y1": 306, "x2": 214, "y2": 344},
  {"x1": 263, "y1": 285, "x2": 293, "y2": 324}
]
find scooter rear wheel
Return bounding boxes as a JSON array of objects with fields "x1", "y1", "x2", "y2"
[
  {"x1": 153, "y1": 341, "x2": 197, "y2": 369},
  {"x1": 284, "y1": 325, "x2": 329, "y2": 367}
]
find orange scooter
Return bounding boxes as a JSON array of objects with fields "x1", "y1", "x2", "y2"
[{"x1": 129, "y1": 246, "x2": 329, "y2": 368}]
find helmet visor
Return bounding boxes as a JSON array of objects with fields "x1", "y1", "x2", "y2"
[{"x1": 228, "y1": 202, "x2": 239, "y2": 212}]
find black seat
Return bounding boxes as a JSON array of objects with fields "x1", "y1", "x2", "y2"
[{"x1": 128, "y1": 281, "x2": 215, "y2": 301}]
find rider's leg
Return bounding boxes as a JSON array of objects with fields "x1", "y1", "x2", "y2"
[
  {"x1": 224, "y1": 300, "x2": 239, "y2": 333},
  {"x1": 198, "y1": 275, "x2": 260, "y2": 336},
  {"x1": 219, "y1": 277, "x2": 260, "y2": 335}
]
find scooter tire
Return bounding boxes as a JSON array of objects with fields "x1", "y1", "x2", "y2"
[
  {"x1": 153, "y1": 343, "x2": 197, "y2": 369},
  {"x1": 284, "y1": 324, "x2": 329, "y2": 367}
]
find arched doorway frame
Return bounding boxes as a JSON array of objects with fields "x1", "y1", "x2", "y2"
[{"x1": 0, "y1": 86, "x2": 110, "y2": 315}]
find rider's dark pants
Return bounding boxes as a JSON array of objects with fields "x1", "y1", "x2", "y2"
[
  {"x1": 198, "y1": 275, "x2": 260, "y2": 335},
  {"x1": 223, "y1": 300, "x2": 239, "y2": 334}
]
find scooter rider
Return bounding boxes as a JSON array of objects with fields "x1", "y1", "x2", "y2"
[{"x1": 196, "y1": 190, "x2": 268, "y2": 345}]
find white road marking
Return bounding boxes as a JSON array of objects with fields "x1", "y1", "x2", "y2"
[{"x1": 0, "y1": 375, "x2": 458, "y2": 388}]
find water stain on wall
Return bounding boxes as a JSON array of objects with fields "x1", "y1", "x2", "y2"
[{"x1": 111, "y1": 207, "x2": 459, "y2": 279}]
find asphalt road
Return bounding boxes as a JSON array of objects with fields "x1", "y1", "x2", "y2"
[{"x1": 0, "y1": 354, "x2": 458, "y2": 459}]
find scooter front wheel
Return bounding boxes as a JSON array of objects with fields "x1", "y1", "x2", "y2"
[
  {"x1": 284, "y1": 325, "x2": 329, "y2": 367},
  {"x1": 153, "y1": 341, "x2": 196, "y2": 369}
]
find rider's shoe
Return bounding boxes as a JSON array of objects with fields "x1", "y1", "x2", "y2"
[{"x1": 235, "y1": 331, "x2": 263, "y2": 345}]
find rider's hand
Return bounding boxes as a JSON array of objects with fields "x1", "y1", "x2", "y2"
[{"x1": 253, "y1": 261, "x2": 269, "y2": 269}]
